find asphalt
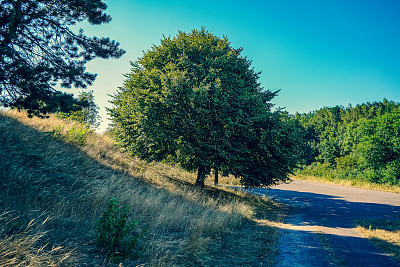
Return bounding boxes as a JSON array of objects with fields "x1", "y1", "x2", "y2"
[{"x1": 247, "y1": 179, "x2": 400, "y2": 267}]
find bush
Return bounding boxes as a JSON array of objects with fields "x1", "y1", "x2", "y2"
[
  {"x1": 46, "y1": 125, "x2": 64, "y2": 139},
  {"x1": 46, "y1": 123, "x2": 93, "y2": 146},
  {"x1": 382, "y1": 161, "x2": 400, "y2": 185},
  {"x1": 65, "y1": 124, "x2": 93, "y2": 146},
  {"x1": 97, "y1": 198, "x2": 146, "y2": 262},
  {"x1": 298, "y1": 162, "x2": 334, "y2": 178}
]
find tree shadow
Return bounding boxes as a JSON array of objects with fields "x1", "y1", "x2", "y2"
[
  {"x1": 250, "y1": 187, "x2": 400, "y2": 227},
  {"x1": 245, "y1": 187, "x2": 400, "y2": 266},
  {"x1": 273, "y1": 222, "x2": 400, "y2": 266},
  {"x1": 0, "y1": 113, "x2": 284, "y2": 265}
]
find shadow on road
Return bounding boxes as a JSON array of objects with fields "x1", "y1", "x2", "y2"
[
  {"x1": 246, "y1": 187, "x2": 400, "y2": 266},
  {"x1": 251, "y1": 187, "x2": 400, "y2": 227}
]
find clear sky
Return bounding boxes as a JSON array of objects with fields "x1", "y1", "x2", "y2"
[{"x1": 67, "y1": 0, "x2": 400, "y2": 132}]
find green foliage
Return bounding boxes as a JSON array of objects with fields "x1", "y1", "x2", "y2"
[
  {"x1": 356, "y1": 110, "x2": 400, "y2": 184},
  {"x1": 108, "y1": 28, "x2": 301, "y2": 188},
  {"x1": 56, "y1": 91, "x2": 101, "y2": 127},
  {"x1": 0, "y1": 0, "x2": 124, "y2": 116},
  {"x1": 97, "y1": 199, "x2": 146, "y2": 261},
  {"x1": 66, "y1": 124, "x2": 93, "y2": 146},
  {"x1": 318, "y1": 137, "x2": 340, "y2": 165},
  {"x1": 299, "y1": 162, "x2": 334, "y2": 178},
  {"x1": 46, "y1": 123, "x2": 93, "y2": 146},
  {"x1": 296, "y1": 100, "x2": 400, "y2": 185},
  {"x1": 46, "y1": 125, "x2": 64, "y2": 139},
  {"x1": 56, "y1": 111, "x2": 85, "y2": 124}
]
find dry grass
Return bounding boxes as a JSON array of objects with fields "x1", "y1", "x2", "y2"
[
  {"x1": 0, "y1": 212, "x2": 74, "y2": 266},
  {"x1": 294, "y1": 174, "x2": 400, "y2": 194},
  {"x1": 204, "y1": 172, "x2": 242, "y2": 186},
  {"x1": 355, "y1": 218, "x2": 400, "y2": 262},
  {"x1": 0, "y1": 109, "x2": 284, "y2": 266}
]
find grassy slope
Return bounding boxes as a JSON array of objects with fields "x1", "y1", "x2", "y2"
[{"x1": 0, "y1": 110, "x2": 284, "y2": 266}]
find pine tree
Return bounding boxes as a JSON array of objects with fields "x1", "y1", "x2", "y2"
[{"x1": 0, "y1": 0, "x2": 125, "y2": 116}]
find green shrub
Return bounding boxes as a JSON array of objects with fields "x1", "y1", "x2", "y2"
[
  {"x1": 298, "y1": 162, "x2": 334, "y2": 178},
  {"x1": 46, "y1": 124, "x2": 93, "y2": 146},
  {"x1": 97, "y1": 198, "x2": 146, "y2": 261},
  {"x1": 382, "y1": 161, "x2": 400, "y2": 185},
  {"x1": 65, "y1": 124, "x2": 93, "y2": 146},
  {"x1": 46, "y1": 125, "x2": 64, "y2": 139},
  {"x1": 56, "y1": 111, "x2": 85, "y2": 124}
]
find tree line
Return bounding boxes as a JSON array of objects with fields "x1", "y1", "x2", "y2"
[{"x1": 294, "y1": 99, "x2": 400, "y2": 185}]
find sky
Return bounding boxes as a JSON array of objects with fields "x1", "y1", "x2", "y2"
[{"x1": 66, "y1": 0, "x2": 400, "y2": 132}]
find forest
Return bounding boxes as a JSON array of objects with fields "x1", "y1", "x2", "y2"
[{"x1": 293, "y1": 99, "x2": 400, "y2": 186}]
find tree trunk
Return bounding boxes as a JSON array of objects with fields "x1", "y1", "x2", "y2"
[
  {"x1": 195, "y1": 166, "x2": 207, "y2": 187},
  {"x1": 214, "y1": 168, "x2": 219, "y2": 186}
]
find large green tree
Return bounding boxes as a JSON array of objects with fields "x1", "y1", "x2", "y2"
[
  {"x1": 0, "y1": 0, "x2": 125, "y2": 116},
  {"x1": 109, "y1": 29, "x2": 300, "y2": 187}
]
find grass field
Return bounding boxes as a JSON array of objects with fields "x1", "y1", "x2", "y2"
[{"x1": 0, "y1": 109, "x2": 285, "y2": 266}]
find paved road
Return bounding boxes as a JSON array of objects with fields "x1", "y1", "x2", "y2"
[{"x1": 248, "y1": 179, "x2": 400, "y2": 267}]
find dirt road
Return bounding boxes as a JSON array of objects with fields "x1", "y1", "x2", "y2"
[{"x1": 248, "y1": 179, "x2": 400, "y2": 266}]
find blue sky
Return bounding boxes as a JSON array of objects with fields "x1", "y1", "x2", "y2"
[{"x1": 69, "y1": 0, "x2": 400, "y2": 131}]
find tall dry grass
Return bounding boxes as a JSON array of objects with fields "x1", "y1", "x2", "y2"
[
  {"x1": 0, "y1": 212, "x2": 73, "y2": 266},
  {"x1": 0, "y1": 109, "x2": 282, "y2": 266}
]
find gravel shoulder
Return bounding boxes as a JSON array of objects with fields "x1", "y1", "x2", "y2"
[{"x1": 248, "y1": 179, "x2": 400, "y2": 266}]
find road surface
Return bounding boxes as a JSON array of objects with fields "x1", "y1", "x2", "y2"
[{"x1": 248, "y1": 179, "x2": 400, "y2": 266}]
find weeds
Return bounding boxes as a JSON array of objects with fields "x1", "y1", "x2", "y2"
[
  {"x1": 46, "y1": 123, "x2": 93, "y2": 146},
  {"x1": 97, "y1": 198, "x2": 146, "y2": 261},
  {"x1": 46, "y1": 125, "x2": 64, "y2": 139}
]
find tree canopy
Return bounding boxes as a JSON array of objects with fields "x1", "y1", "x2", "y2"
[
  {"x1": 295, "y1": 99, "x2": 400, "y2": 185},
  {"x1": 0, "y1": 0, "x2": 125, "y2": 116},
  {"x1": 108, "y1": 28, "x2": 300, "y2": 187}
]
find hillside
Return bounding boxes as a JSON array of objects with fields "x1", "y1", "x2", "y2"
[{"x1": 0, "y1": 110, "x2": 284, "y2": 266}]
